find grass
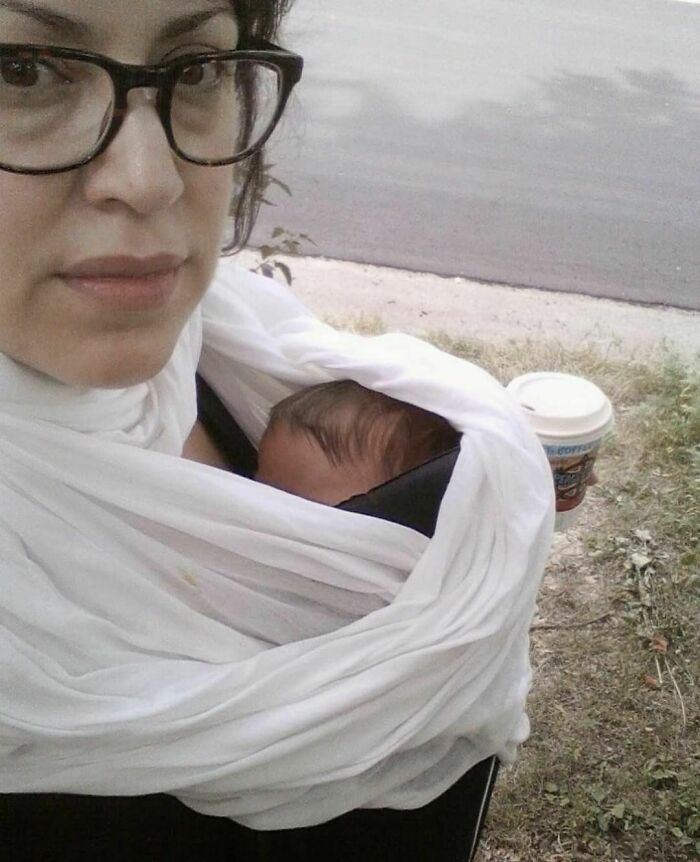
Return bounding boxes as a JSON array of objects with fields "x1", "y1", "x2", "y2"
[{"x1": 332, "y1": 315, "x2": 700, "y2": 862}]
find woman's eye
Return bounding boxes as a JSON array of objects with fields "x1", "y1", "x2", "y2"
[
  {"x1": 177, "y1": 60, "x2": 227, "y2": 89},
  {"x1": 0, "y1": 58, "x2": 65, "y2": 88}
]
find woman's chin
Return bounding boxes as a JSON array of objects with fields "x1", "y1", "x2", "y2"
[
  {"x1": 90, "y1": 349, "x2": 176, "y2": 388},
  {"x1": 39, "y1": 337, "x2": 180, "y2": 389},
  {"x1": 87, "y1": 362, "x2": 170, "y2": 389}
]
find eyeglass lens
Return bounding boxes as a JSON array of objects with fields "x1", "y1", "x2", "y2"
[{"x1": 0, "y1": 54, "x2": 282, "y2": 171}]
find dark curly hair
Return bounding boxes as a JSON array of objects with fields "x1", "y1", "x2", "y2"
[
  {"x1": 268, "y1": 380, "x2": 461, "y2": 480},
  {"x1": 224, "y1": 0, "x2": 295, "y2": 253}
]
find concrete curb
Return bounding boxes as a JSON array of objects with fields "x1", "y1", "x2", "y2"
[{"x1": 236, "y1": 252, "x2": 700, "y2": 363}]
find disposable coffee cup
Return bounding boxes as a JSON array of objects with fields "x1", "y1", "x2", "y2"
[{"x1": 506, "y1": 372, "x2": 614, "y2": 531}]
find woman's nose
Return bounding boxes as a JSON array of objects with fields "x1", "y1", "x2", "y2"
[{"x1": 81, "y1": 89, "x2": 185, "y2": 214}]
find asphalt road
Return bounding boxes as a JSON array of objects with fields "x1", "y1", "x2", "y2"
[{"x1": 252, "y1": 0, "x2": 700, "y2": 310}]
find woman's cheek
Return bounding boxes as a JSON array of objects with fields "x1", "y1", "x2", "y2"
[
  {"x1": 0, "y1": 175, "x2": 67, "y2": 353},
  {"x1": 189, "y1": 165, "x2": 235, "y2": 260}
]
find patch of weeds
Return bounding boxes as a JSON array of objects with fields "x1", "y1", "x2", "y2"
[
  {"x1": 322, "y1": 313, "x2": 387, "y2": 336},
  {"x1": 254, "y1": 226, "x2": 317, "y2": 286},
  {"x1": 643, "y1": 755, "x2": 700, "y2": 855},
  {"x1": 423, "y1": 333, "x2": 662, "y2": 408},
  {"x1": 247, "y1": 165, "x2": 317, "y2": 285}
]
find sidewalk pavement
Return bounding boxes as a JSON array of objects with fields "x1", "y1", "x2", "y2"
[{"x1": 236, "y1": 252, "x2": 700, "y2": 364}]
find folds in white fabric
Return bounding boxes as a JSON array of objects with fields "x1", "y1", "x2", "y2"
[{"x1": 0, "y1": 260, "x2": 554, "y2": 828}]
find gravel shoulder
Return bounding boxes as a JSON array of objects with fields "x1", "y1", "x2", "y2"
[{"x1": 236, "y1": 252, "x2": 700, "y2": 364}]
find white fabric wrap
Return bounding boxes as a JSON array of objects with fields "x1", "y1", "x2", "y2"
[{"x1": 0, "y1": 260, "x2": 554, "y2": 828}]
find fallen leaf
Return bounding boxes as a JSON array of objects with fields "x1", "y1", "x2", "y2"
[
  {"x1": 651, "y1": 633, "x2": 668, "y2": 653},
  {"x1": 611, "y1": 802, "x2": 626, "y2": 819},
  {"x1": 589, "y1": 785, "x2": 607, "y2": 804},
  {"x1": 630, "y1": 552, "x2": 652, "y2": 569}
]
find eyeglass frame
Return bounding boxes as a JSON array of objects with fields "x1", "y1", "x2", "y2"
[{"x1": 0, "y1": 38, "x2": 304, "y2": 176}]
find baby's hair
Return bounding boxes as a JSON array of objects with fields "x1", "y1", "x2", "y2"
[{"x1": 267, "y1": 380, "x2": 460, "y2": 481}]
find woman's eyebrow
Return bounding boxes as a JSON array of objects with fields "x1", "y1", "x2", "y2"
[
  {"x1": 0, "y1": 0, "x2": 90, "y2": 39},
  {"x1": 161, "y1": 6, "x2": 234, "y2": 41},
  {"x1": 0, "y1": 1, "x2": 234, "y2": 41}
]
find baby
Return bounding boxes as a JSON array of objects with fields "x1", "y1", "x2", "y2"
[{"x1": 256, "y1": 380, "x2": 460, "y2": 505}]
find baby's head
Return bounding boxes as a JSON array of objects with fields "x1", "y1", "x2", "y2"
[{"x1": 256, "y1": 380, "x2": 460, "y2": 505}]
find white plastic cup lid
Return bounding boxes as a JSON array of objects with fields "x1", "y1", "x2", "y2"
[{"x1": 507, "y1": 372, "x2": 614, "y2": 444}]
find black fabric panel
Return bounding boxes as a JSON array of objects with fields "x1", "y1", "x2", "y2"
[
  {"x1": 337, "y1": 447, "x2": 460, "y2": 538},
  {"x1": 2, "y1": 792, "x2": 258, "y2": 861},
  {"x1": 196, "y1": 373, "x2": 258, "y2": 478},
  {"x1": 2, "y1": 759, "x2": 499, "y2": 862}
]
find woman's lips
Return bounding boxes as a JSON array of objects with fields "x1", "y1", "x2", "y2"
[
  {"x1": 62, "y1": 270, "x2": 180, "y2": 311},
  {"x1": 59, "y1": 255, "x2": 185, "y2": 311}
]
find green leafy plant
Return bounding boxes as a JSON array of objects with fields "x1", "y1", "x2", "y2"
[
  {"x1": 255, "y1": 225, "x2": 316, "y2": 286},
  {"x1": 251, "y1": 163, "x2": 316, "y2": 286}
]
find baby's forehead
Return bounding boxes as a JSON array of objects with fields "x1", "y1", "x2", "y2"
[
  {"x1": 271, "y1": 405, "x2": 396, "y2": 441},
  {"x1": 264, "y1": 415, "x2": 390, "y2": 466}
]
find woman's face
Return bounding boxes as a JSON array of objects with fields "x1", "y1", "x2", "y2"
[{"x1": 0, "y1": 0, "x2": 238, "y2": 387}]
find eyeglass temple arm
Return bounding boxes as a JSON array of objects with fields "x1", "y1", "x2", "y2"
[{"x1": 240, "y1": 36, "x2": 296, "y2": 55}]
